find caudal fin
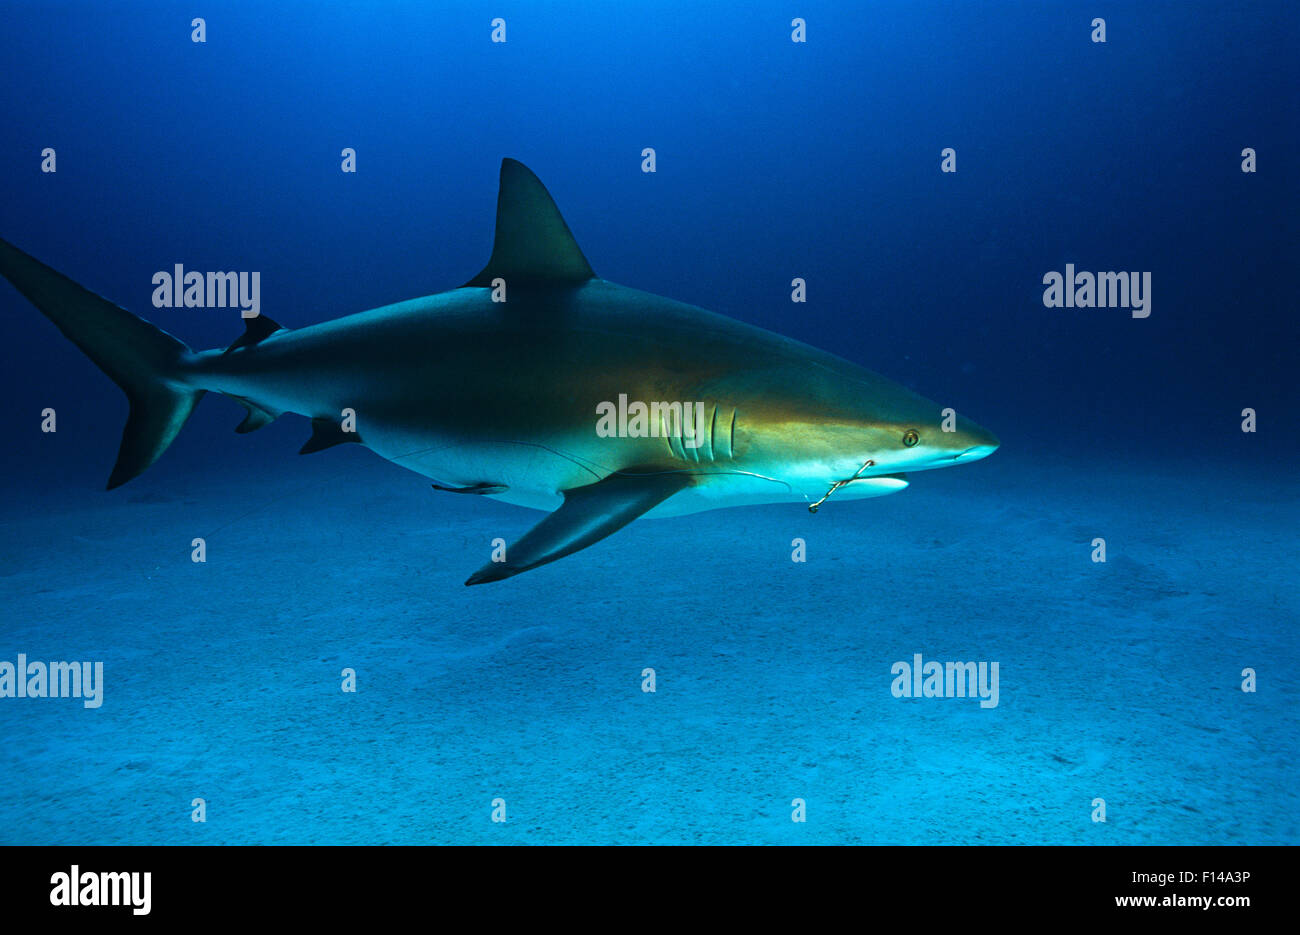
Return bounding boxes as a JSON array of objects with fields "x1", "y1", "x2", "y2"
[{"x1": 0, "y1": 237, "x2": 203, "y2": 489}]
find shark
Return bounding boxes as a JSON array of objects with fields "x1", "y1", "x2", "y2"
[{"x1": 0, "y1": 159, "x2": 998, "y2": 585}]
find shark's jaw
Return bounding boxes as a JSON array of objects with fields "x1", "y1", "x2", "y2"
[
  {"x1": 0, "y1": 158, "x2": 999, "y2": 585},
  {"x1": 884, "y1": 440, "x2": 1001, "y2": 472}
]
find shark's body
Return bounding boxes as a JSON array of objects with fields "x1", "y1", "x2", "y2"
[{"x1": 0, "y1": 159, "x2": 998, "y2": 584}]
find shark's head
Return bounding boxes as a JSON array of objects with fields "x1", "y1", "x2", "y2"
[{"x1": 736, "y1": 357, "x2": 999, "y2": 503}]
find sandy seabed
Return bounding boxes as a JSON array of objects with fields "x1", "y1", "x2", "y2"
[{"x1": 0, "y1": 438, "x2": 1294, "y2": 845}]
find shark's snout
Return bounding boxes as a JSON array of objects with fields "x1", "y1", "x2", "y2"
[
  {"x1": 952, "y1": 423, "x2": 999, "y2": 462},
  {"x1": 919, "y1": 421, "x2": 998, "y2": 468}
]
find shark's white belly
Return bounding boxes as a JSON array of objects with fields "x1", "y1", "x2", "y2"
[{"x1": 357, "y1": 420, "x2": 906, "y2": 518}]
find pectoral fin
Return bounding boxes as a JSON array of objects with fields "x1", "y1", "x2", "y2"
[{"x1": 465, "y1": 470, "x2": 692, "y2": 585}]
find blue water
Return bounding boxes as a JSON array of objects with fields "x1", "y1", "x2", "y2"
[{"x1": 1, "y1": 2, "x2": 1295, "y2": 844}]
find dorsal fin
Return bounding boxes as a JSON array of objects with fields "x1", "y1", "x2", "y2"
[
  {"x1": 464, "y1": 159, "x2": 595, "y2": 287},
  {"x1": 223, "y1": 314, "x2": 284, "y2": 354}
]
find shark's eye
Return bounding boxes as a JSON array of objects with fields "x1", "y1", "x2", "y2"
[{"x1": 902, "y1": 429, "x2": 919, "y2": 447}]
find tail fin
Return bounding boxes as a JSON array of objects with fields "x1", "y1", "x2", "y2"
[{"x1": 0, "y1": 237, "x2": 203, "y2": 489}]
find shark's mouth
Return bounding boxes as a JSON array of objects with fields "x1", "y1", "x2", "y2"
[
  {"x1": 808, "y1": 461, "x2": 913, "y2": 513},
  {"x1": 845, "y1": 473, "x2": 909, "y2": 491}
]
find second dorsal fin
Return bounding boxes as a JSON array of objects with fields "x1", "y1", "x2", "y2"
[
  {"x1": 223, "y1": 314, "x2": 284, "y2": 354},
  {"x1": 463, "y1": 159, "x2": 595, "y2": 288}
]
